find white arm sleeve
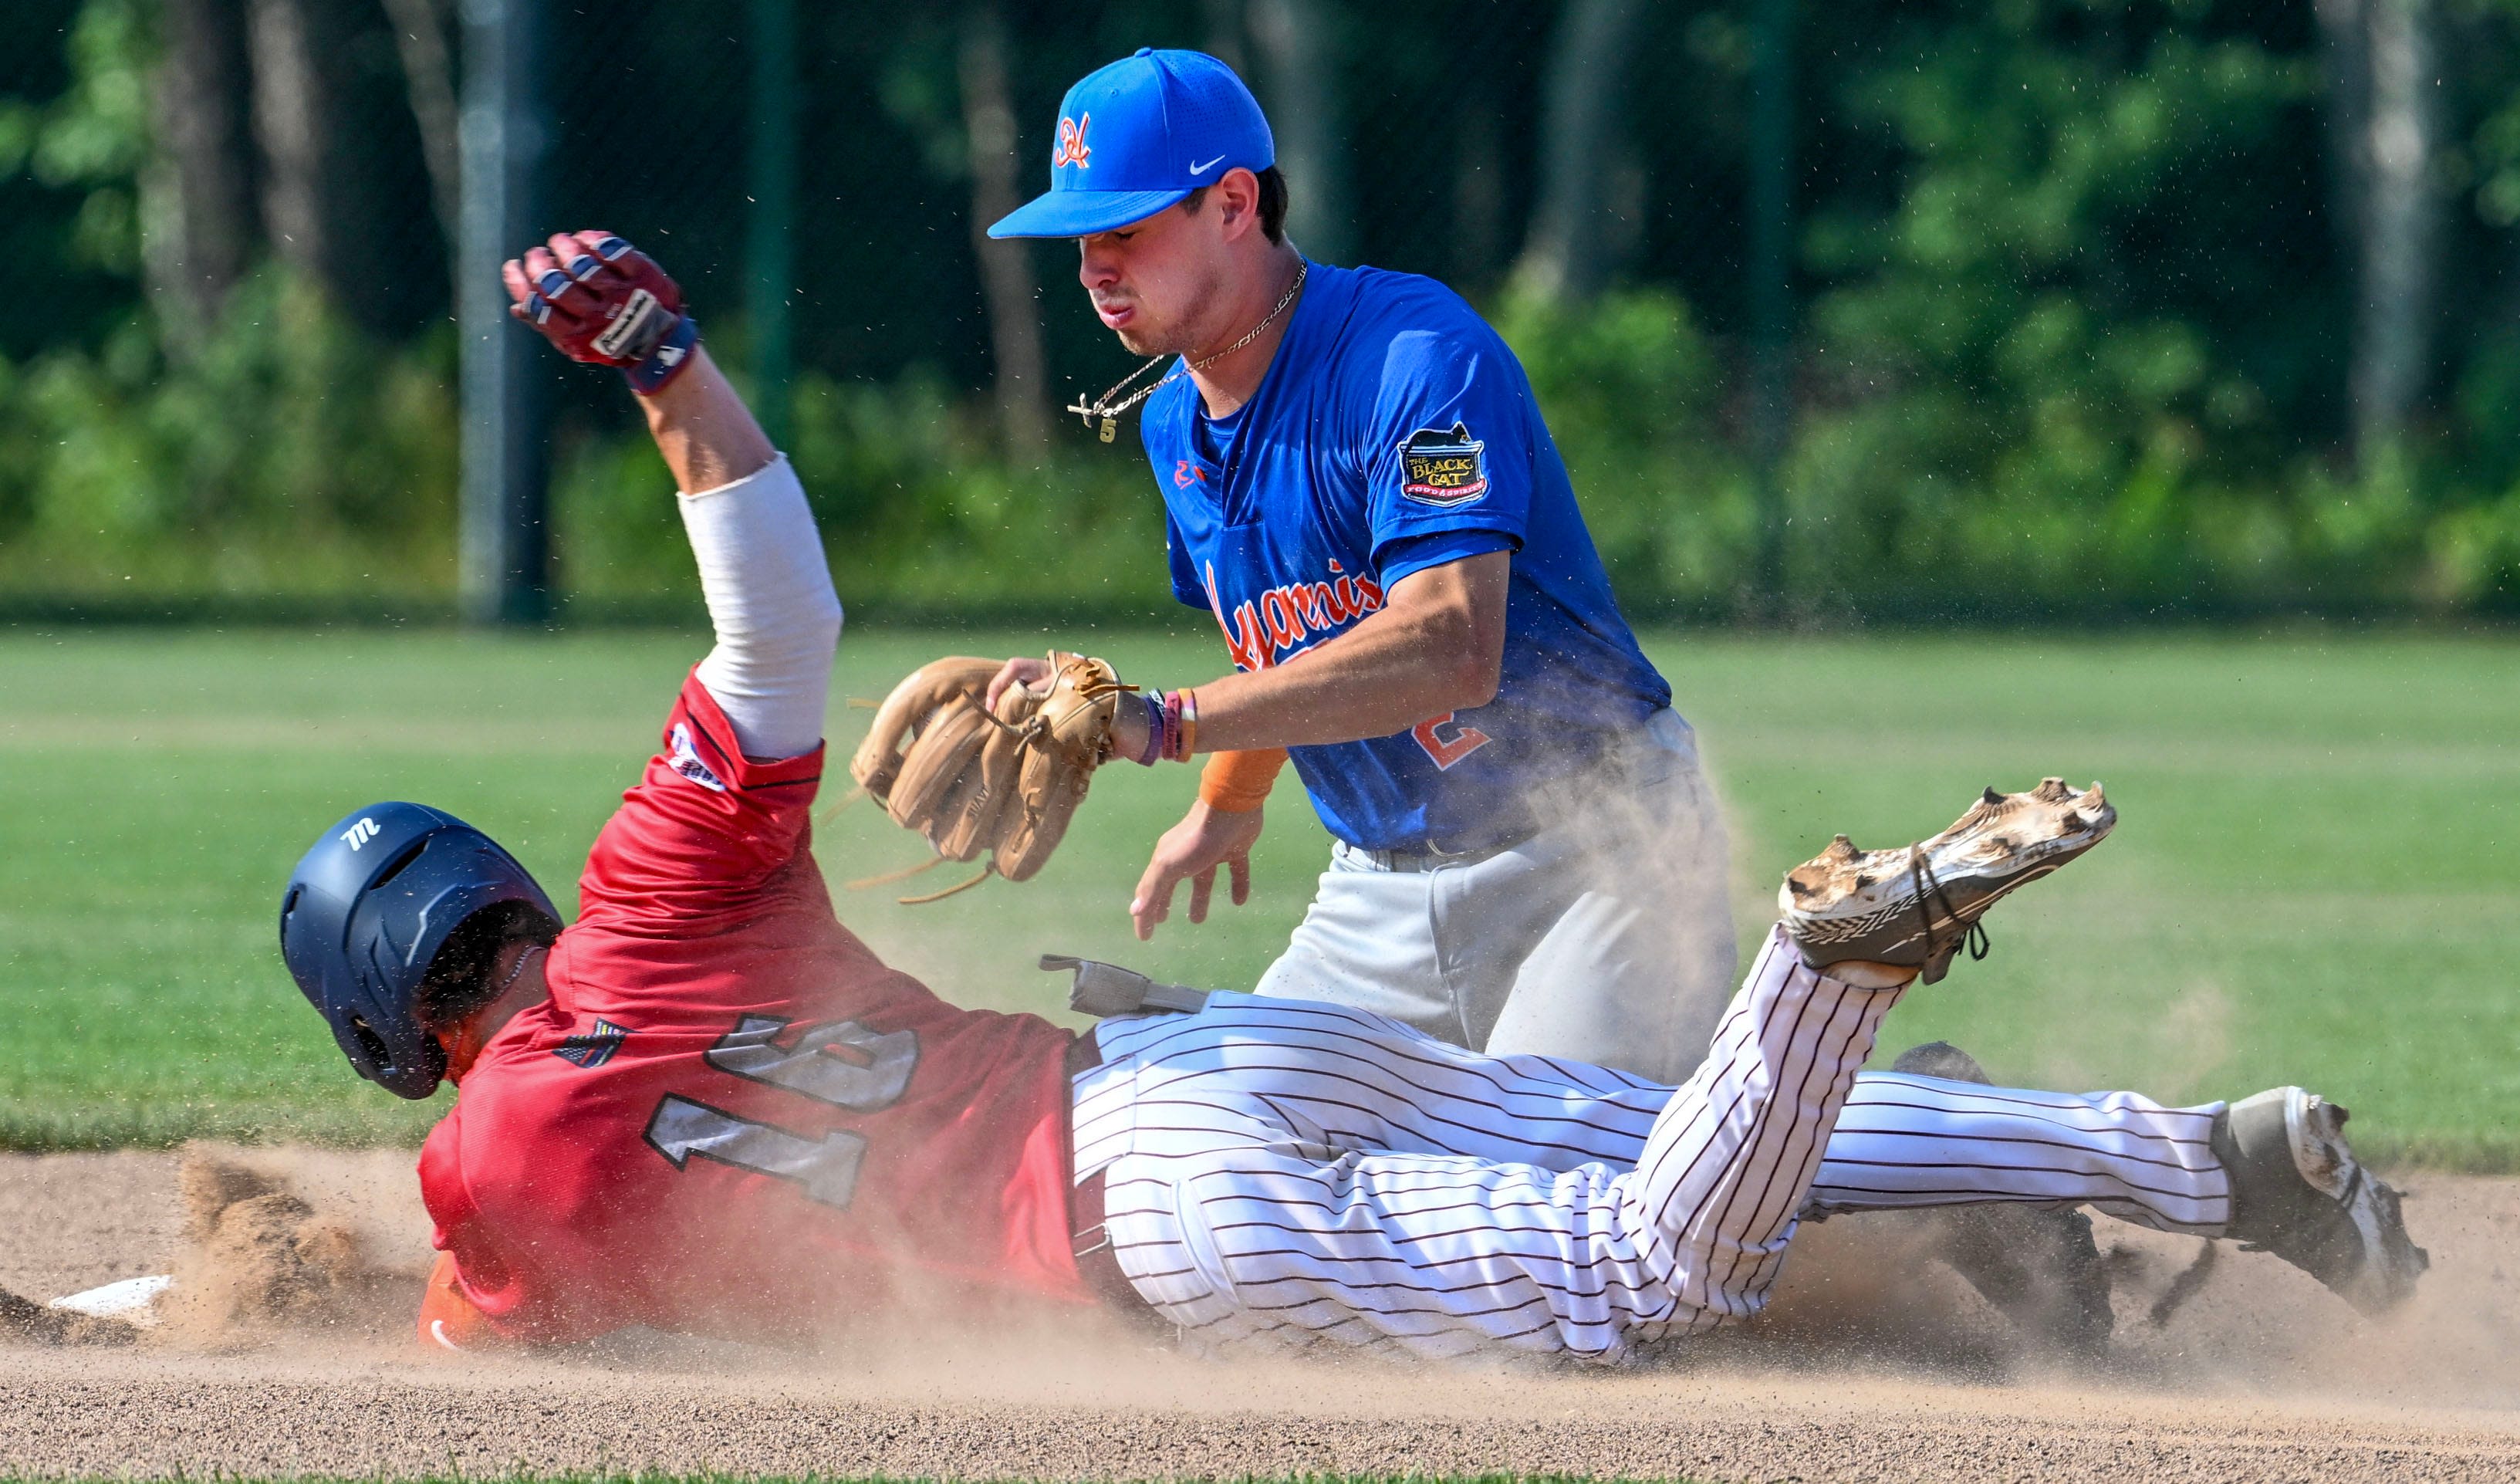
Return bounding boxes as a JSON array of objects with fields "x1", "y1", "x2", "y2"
[{"x1": 678, "y1": 455, "x2": 843, "y2": 761}]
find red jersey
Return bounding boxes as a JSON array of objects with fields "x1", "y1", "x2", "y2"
[{"x1": 418, "y1": 672, "x2": 1088, "y2": 1343}]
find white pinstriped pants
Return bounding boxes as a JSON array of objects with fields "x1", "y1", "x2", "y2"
[{"x1": 1071, "y1": 927, "x2": 2230, "y2": 1363}]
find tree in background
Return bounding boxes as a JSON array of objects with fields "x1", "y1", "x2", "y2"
[
  {"x1": 378, "y1": 0, "x2": 459, "y2": 262},
  {"x1": 959, "y1": 0, "x2": 1050, "y2": 458},
  {"x1": 244, "y1": 0, "x2": 346, "y2": 295},
  {"x1": 1784, "y1": 0, "x2": 2347, "y2": 610},
  {"x1": 142, "y1": 0, "x2": 446, "y2": 334},
  {"x1": 1240, "y1": 0, "x2": 1356, "y2": 264},
  {"x1": 1513, "y1": 0, "x2": 1647, "y2": 305},
  {"x1": 0, "y1": 0, "x2": 455, "y2": 604},
  {"x1": 2317, "y1": 0, "x2": 2447, "y2": 468},
  {"x1": 145, "y1": 0, "x2": 255, "y2": 347}
]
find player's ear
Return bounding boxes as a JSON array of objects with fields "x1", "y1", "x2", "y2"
[{"x1": 1216, "y1": 167, "x2": 1264, "y2": 242}]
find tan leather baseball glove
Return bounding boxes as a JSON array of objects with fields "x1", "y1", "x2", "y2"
[{"x1": 847, "y1": 652, "x2": 1130, "y2": 900}]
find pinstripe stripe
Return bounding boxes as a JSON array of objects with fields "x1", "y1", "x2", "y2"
[
  {"x1": 1808, "y1": 1179, "x2": 2223, "y2": 1225},
  {"x1": 1826, "y1": 1127, "x2": 2214, "y2": 1171},
  {"x1": 1636, "y1": 985, "x2": 1770, "y2": 1239},
  {"x1": 1666, "y1": 959, "x2": 1826, "y2": 1303},
  {"x1": 1856, "y1": 1073, "x2": 2224, "y2": 1119},
  {"x1": 1817, "y1": 1154, "x2": 2218, "y2": 1198},
  {"x1": 1128, "y1": 1023, "x2": 1668, "y2": 1125},
  {"x1": 1836, "y1": 1094, "x2": 2218, "y2": 1142}
]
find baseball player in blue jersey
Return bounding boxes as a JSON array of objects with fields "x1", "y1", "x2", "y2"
[{"x1": 985, "y1": 49, "x2": 1734, "y2": 1086}]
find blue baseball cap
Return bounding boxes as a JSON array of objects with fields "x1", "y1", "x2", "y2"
[{"x1": 988, "y1": 49, "x2": 1275, "y2": 240}]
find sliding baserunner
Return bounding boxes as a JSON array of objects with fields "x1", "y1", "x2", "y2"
[{"x1": 274, "y1": 231, "x2": 2424, "y2": 1354}]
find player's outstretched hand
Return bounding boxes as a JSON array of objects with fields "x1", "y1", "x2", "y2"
[
  {"x1": 989, "y1": 653, "x2": 1154, "y2": 759},
  {"x1": 501, "y1": 230, "x2": 699, "y2": 394},
  {"x1": 985, "y1": 654, "x2": 1055, "y2": 711},
  {"x1": 1131, "y1": 799, "x2": 1265, "y2": 941}
]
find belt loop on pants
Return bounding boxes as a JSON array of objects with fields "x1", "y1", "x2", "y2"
[{"x1": 1064, "y1": 1032, "x2": 1162, "y2": 1326}]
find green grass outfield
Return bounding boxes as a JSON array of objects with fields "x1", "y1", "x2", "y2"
[{"x1": 2, "y1": 627, "x2": 2514, "y2": 1164}]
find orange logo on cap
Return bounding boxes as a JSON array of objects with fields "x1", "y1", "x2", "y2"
[{"x1": 1053, "y1": 113, "x2": 1092, "y2": 169}]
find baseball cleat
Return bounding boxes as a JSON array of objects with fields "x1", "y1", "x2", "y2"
[
  {"x1": 1780, "y1": 778, "x2": 2115, "y2": 982},
  {"x1": 1889, "y1": 1039, "x2": 1998, "y2": 1083},
  {"x1": 2213, "y1": 1087, "x2": 2427, "y2": 1316},
  {"x1": 1890, "y1": 1043, "x2": 2115, "y2": 1354}
]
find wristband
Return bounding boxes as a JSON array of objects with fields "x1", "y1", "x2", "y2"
[
  {"x1": 1200, "y1": 747, "x2": 1287, "y2": 813},
  {"x1": 623, "y1": 313, "x2": 701, "y2": 395},
  {"x1": 1132, "y1": 691, "x2": 1164, "y2": 766},
  {"x1": 1130, "y1": 689, "x2": 1198, "y2": 766}
]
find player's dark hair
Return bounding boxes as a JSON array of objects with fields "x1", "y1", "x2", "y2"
[
  {"x1": 1182, "y1": 165, "x2": 1289, "y2": 245},
  {"x1": 1255, "y1": 165, "x2": 1288, "y2": 245},
  {"x1": 414, "y1": 899, "x2": 561, "y2": 1033}
]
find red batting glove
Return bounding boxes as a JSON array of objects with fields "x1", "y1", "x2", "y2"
[{"x1": 502, "y1": 229, "x2": 699, "y2": 394}]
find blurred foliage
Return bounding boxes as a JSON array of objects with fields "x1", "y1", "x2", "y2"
[
  {"x1": 2, "y1": 0, "x2": 2520, "y2": 618},
  {"x1": 0, "y1": 271, "x2": 459, "y2": 602},
  {"x1": 1779, "y1": 0, "x2": 2520, "y2": 615},
  {"x1": 1491, "y1": 286, "x2": 1754, "y2": 608},
  {"x1": 0, "y1": 0, "x2": 150, "y2": 357},
  {"x1": 553, "y1": 370, "x2": 1174, "y2": 616}
]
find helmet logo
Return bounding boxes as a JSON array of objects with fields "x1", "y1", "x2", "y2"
[
  {"x1": 1053, "y1": 113, "x2": 1092, "y2": 170},
  {"x1": 342, "y1": 816, "x2": 380, "y2": 850}
]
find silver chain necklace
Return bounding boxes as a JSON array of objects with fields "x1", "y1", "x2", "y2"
[{"x1": 1068, "y1": 258, "x2": 1309, "y2": 443}]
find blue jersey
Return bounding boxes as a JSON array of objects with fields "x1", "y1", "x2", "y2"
[{"x1": 1147, "y1": 262, "x2": 1672, "y2": 854}]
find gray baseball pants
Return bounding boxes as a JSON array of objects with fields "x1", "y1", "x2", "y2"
[{"x1": 1252, "y1": 709, "x2": 1737, "y2": 1084}]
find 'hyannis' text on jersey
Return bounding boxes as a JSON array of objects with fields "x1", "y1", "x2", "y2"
[
  {"x1": 1145, "y1": 262, "x2": 1674, "y2": 854},
  {"x1": 1201, "y1": 558, "x2": 1382, "y2": 674}
]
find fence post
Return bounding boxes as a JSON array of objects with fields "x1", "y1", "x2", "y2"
[
  {"x1": 1748, "y1": 0, "x2": 1795, "y2": 613},
  {"x1": 748, "y1": 0, "x2": 798, "y2": 450},
  {"x1": 458, "y1": 0, "x2": 550, "y2": 626}
]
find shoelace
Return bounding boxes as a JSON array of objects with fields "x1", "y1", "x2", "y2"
[{"x1": 1907, "y1": 845, "x2": 1991, "y2": 968}]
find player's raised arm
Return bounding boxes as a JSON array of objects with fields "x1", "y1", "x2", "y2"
[{"x1": 504, "y1": 230, "x2": 840, "y2": 762}]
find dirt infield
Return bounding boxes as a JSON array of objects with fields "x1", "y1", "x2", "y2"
[{"x1": 4, "y1": 1148, "x2": 2519, "y2": 1482}]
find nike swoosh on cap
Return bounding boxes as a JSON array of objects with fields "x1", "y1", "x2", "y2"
[{"x1": 1187, "y1": 155, "x2": 1226, "y2": 175}]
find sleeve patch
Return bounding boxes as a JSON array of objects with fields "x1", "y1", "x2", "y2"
[
  {"x1": 1397, "y1": 422, "x2": 1490, "y2": 506},
  {"x1": 668, "y1": 722, "x2": 728, "y2": 793}
]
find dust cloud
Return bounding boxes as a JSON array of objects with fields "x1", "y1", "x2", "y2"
[{"x1": 4, "y1": 1146, "x2": 2520, "y2": 1480}]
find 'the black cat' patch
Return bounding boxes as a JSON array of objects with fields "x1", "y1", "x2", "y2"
[{"x1": 1397, "y1": 422, "x2": 1489, "y2": 506}]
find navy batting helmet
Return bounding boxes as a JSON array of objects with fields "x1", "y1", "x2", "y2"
[{"x1": 279, "y1": 803, "x2": 556, "y2": 1099}]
